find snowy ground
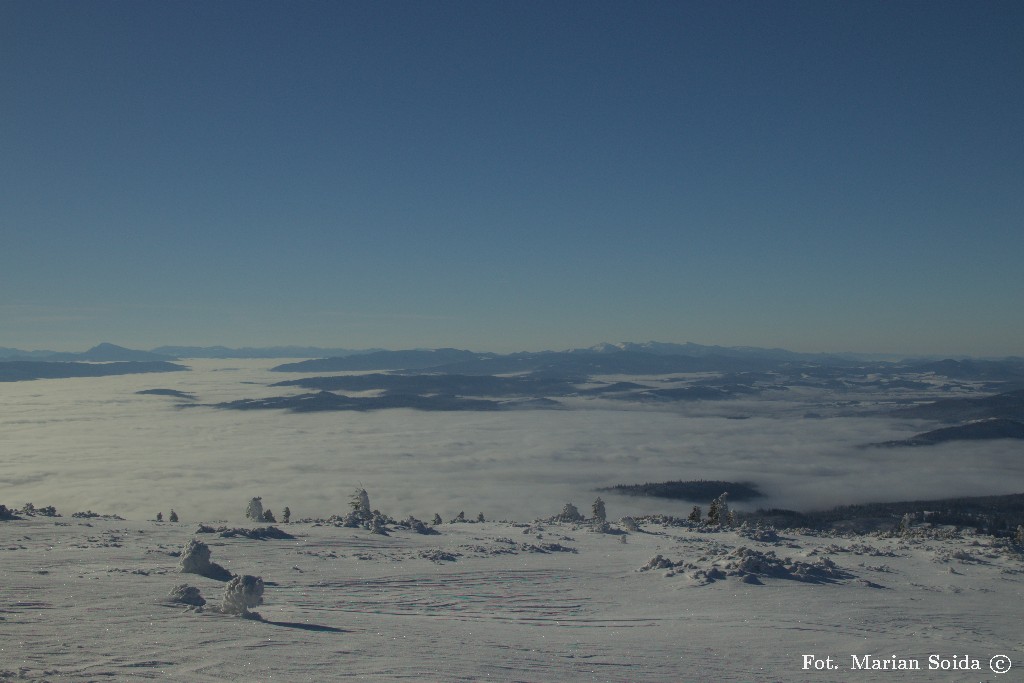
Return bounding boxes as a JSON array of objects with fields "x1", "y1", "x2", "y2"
[{"x1": 2, "y1": 514, "x2": 1022, "y2": 682}]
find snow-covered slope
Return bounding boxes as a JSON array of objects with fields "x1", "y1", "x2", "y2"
[{"x1": 3, "y1": 513, "x2": 1021, "y2": 681}]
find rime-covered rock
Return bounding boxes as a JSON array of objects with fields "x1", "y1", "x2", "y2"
[
  {"x1": 177, "y1": 539, "x2": 232, "y2": 581},
  {"x1": 220, "y1": 575, "x2": 264, "y2": 617},
  {"x1": 167, "y1": 584, "x2": 206, "y2": 607}
]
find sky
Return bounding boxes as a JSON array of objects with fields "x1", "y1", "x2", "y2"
[{"x1": 2, "y1": 0, "x2": 1022, "y2": 357}]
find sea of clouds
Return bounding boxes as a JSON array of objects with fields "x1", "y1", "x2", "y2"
[{"x1": 3, "y1": 359, "x2": 1023, "y2": 523}]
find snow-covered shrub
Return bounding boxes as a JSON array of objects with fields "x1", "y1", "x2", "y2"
[
  {"x1": 621, "y1": 516, "x2": 639, "y2": 532},
  {"x1": 592, "y1": 497, "x2": 606, "y2": 523},
  {"x1": 167, "y1": 584, "x2": 206, "y2": 607},
  {"x1": 476, "y1": 512, "x2": 485, "y2": 523},
  {"x1": 220, "y1": 575, "x2": 264, "y2": 618},
  {"x1": 216, "y1": 526, "x2": 294, "y2": 540},
  {"x1": 639, "y1": 555, "x2": 679, "y2": 572},
  {"x1": 22, "y1": 503, "x2": 59, "y2": 517},
  {"x1": 451, "y1": 511, "x2": 467, "y2": 523},
  {"x1": 1016, "y1": 525, "x2": 1024, "y2": 545},
  {"x1": 282, "y1": 507, "x2": 291, "y2": 524},
  {"x1": 341, "y1": 511, "x2": 362, "y2": 528},
  {"x1": 169, "y1": 510, "x2": 179, "y2": 523},
  {"x1": 245, "y1": 497, "x2": 264, "y2": 522},
  {"x1": 178, "y1": 539, "x2": 232, "y2": 581},
  {"x1": 407, "y1": 516, "x2": 438, "y2": 535},
  {"x1": 688, "y1": 505, "x2": 701, "y2": 523},
  {"x1": 263, "y1": 509, "x2": 276, "y2": 523},
  {"x1": 156, "y1": 512, "x2": 164, "y2": 522},
  {"x1": 557, "y1": 503, "x2": 583, "y2": 523},
  {"x1": 737, "y1": 524, "x2": 780, "y2": 543},
  {"x1": 370, "y1": 513, "x2": 389, "y2": 535},
  {"x1": 432, "y1": 513, "x2": 443, "y2": 525},
  {"x1": 716, "y1": 493, "x2": 730, "y2": 526},
  {"x1": 351, "y1": 488, "x2": 371, "y2": 515}
]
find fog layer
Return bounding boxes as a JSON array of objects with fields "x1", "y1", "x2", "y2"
[{"x1": 3, "y1": 360, "x2": 1022, "y2": 522}]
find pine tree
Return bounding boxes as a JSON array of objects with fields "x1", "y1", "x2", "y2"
[
  {"x1": 245, "y1": 497, "x2": 263, "y2": 522},
  {"x1": 707, "y1": 499, "x2": 720, "y2": 525},
  {"x1": 592, "y1": 497, "x2": 607, "y2": 523},
  {"x1": 688, "y1": 505, "x2": 701, "y2": 523},
  {"x1": 263, "y1": 509, "x2": 276, "y2": 523},
  {"x1": 432, "y1": 513, "x2": 443, "y2": 525},
  {"x1": 717, "y1": 493, "x2": 730, "y2": 527},
  {"x1": 156, "y1": 512, "x2": 163, "y2": 522},
  {"x1": 476, "y1": 512, "x2": 485, "y2": 523},
  {"x1": 351, "y1": 488, "x2": 371, "y2": 515},
  {"x1": 451, "y1": 511, "x2": 466, "y2": 523},
  {"x1": 282, "y1": 507, "x2": 291, "y2": 523},
  {"x1": 169, "y1": 509, "x2": 179, "y2": 523}
]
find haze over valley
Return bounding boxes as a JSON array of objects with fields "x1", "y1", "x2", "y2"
[{"x1": 4, "y1": 341, "x2": 1022, "y2": 523}]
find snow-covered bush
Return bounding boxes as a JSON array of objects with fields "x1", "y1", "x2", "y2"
[
  {"x1": 407, "y1": 516, "x2": 438, "y2": 535},
  {"x1": 245, "y1": 497, "x2": 264, "y2": 522},
  {"x1": 432, "y1": 513, "x2": 442, "y2": 526},
  {"x1": 639, "y1": 554, "x2": 679, "y2": 572},
  {"x1": 282, "y1": 507, "x2": 291, "y2": 524},
  {"x1": 592, "y1": 497, "x2": 606, "y2": 523},
  {"x1": 220, "y1": 575, "x2": 264, "y2": 618},
  {"x1": 709, "y1": 493, "x2": 730, "y2": 526},
  {"x1": 178, "y1": 539, "x2": 232, "y2": 581},
  {"x1": 169, "y1": 510, "x2": 179, "y2": 523},
  {"x1": 351, "y1": 488, "x2": 371, "y2": 515},
  {"x1": 167, "y1": 584, "x2": 206, "y2": 607},
  {"x1": 688, "y1": 505, "x2": 701, "y2": 523},
  {"x1": 557, "y1": 503, "x2": 583, "y2": 523},
  {"x1": 22, "y1": 503, "x2": 59, "y2": 517},
  {"x1": 621, "y1": 516, "x2": 639, "y2": 532},
  {"x1": 370, "y1": 513, "x2": 389, "y2": 535},
  {"x1": 263, "y1": 509, "x2": 276, "y2": 523}
]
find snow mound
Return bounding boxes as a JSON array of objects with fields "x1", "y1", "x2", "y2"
[
  {"x1": 196, "y1": 525, "x2": 295, "y2": 540},
  {"x1": 167, "y1": 584, "x2": 206, "y2": 607},
  {"x1": 721, "y1": 546, "x2": 851, "y2": 583},
  {"x1": 177, "y1": 539, "x2": 233, "y2": 581},
  {"x1": 220, "y1": 575, "x2": 264, "y2": 618}
]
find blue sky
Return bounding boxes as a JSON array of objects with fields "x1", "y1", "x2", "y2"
[{"x1": 2, "y1": 1, "x2": 1022, "y2": 356}]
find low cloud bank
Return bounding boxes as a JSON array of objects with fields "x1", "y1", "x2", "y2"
[{"x1": 3, "y1": 360, "x2": 1022, "y2": 522}]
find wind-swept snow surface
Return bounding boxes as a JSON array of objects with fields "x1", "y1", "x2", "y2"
[{"x1": 1, "y1": 516, "x2": 1022, "y2": 681}]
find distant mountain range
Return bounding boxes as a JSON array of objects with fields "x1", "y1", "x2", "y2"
[
  {"x1": 0, "y1": 343, "x2": 380, "y2": 361},
  {"x1": 894, "y1": 389, "x2": 1024, "y2": 423},
  {"x1": 0, "y1": 360, "x2": 188, "y2": 382},
  {"x1": 874, "y1": 418, "x2": 1024, "y2": 447},
  {"x1": 268, "y1": 348, "x2": 1024, "y2": 385},
  {"x1": 2, "y1": 342, "x2": 1023, "y2": 391},
  {"x1": 150, "y1": 345, "x2": 383, "y2": 359},
  {"x1": 1, "y1": 340, "x2": 1019, "y2": 365}
]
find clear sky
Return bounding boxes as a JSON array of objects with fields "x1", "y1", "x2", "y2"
[{"x1": 2, "y1": 1, "x2": 1022, "y2": 356}]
